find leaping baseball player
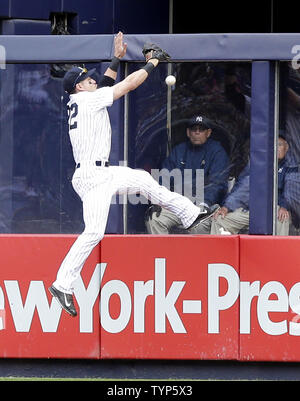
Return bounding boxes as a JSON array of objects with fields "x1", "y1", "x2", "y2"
[{"x1": 49, "y1": 32, "x2": 216, "y2": 317}]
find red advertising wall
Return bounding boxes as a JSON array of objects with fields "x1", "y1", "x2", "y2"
[
  {"x1": 100, "y1": 235, "x2": 240, "y2": 360},
  {"x1": 0, "y1": 234, "x2": 299, "y2": 361},
  {"x1": 0, "y1": 235, "x2": 101, "y2": 359},
  {"x1": 239, "y1": 236, "x2": 300, "y2": 362}
]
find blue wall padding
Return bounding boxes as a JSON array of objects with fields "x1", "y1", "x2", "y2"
[
  {"x1": 1, "y1": 33, "x2": 300, "y2": 63},
  {"x1": 249, "y1": 62, "x2": 275, "y2": 235}
]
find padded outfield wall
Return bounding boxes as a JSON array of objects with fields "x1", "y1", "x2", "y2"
[
  {"x1": 0, "y1": 33, "x2": 300, "y2": 362},
  {"x1": 0, "y1": 234, "x2": 300, "y2": 362}
]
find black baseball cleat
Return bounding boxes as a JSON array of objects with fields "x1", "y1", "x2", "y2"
[
  {"x1": 187, "y1": 204, "x2": 220, "y2": 231},
  {"x1": 49, "y1": 285, "x2": 77, "y2": 317}
]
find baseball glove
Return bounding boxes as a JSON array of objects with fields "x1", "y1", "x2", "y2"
[{"x1": 142, "y1": 43, "x2": 171, "y2": 62}]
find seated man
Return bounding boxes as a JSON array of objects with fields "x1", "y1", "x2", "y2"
[
  {"x1": 211, "y1": 136, "x2": 291, "y2": 236},
  {"x1": 145, "y1": 115, "x2": 229, "y2": 234}
]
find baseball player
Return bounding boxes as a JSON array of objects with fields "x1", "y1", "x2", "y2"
[{"x1": 49, "y1": 38, "x2": 215, "y2": 317}]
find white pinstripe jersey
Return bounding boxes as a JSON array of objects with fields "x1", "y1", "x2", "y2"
[{"x1": 67, "y1": 86, "x2": 114, "y2": 164}]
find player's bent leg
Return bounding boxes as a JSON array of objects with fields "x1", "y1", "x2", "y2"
[{"x1": 116, "y1": 167, "x2": 200, "y2": 229}]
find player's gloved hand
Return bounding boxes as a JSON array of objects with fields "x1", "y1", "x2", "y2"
[
  {"x1": 142, "y1": 43, "x2": 171, "y2": 62},
  {"x1": 145, "y1": 205, "x2": 162, "y2": 221}
]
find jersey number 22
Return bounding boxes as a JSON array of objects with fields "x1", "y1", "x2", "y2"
[{"x1": 68, "y1": 103, "x2": 78, "y2": 130}]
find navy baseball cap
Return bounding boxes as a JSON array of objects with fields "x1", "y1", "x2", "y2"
[
  {"x1": 187, "y1": 115, "x2": 211, "y2": 129},
  {"x1": 63, "y1": 66, "x2": 96, "y2": 94}
]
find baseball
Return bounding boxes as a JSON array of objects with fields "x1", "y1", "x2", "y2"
[{"x1": 165, "y1": 75, "x2": 176, "y2": 86}]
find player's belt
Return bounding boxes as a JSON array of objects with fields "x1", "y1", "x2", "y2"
[{"x1": 76, "y1": 161, "x2": 109, "y2": 168}]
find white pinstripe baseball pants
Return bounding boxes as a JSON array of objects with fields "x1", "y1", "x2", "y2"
[{"x1": 53, "y1": 165, "x2": 200, "y2": 293}]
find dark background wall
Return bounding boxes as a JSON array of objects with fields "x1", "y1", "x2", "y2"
[
  {"x1": 173, "y1": 0, "x2": 299, "y2": 34},
  {"x1": 0, "y1": 0, "x2": 298, "y2": 36}
]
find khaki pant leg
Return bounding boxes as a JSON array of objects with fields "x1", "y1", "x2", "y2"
[
  {"x1": 146, "y1": 208, "x2": 212, "y2": 235},
  {"x1": 187, "y1": 218, "x2": 212, "y2": 234},
  {"x1": 145, "y1": 208, "x2": 182, "y2": 234},
  {"x1": 276, "y1": 206, "x2": 290, "y2": 236},
  {"x1": 210, "y1": 208, "x2": 249, "y2": 235}
]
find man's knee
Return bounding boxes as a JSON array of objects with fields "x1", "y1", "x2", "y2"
[
  {"x1": 146, "y1": 212, "x2": 171, "y2": 234},
  {"x1": 148, "y1": 213, "x2": 164, "y2": 229},
  {"x1": 82, "y1": 230, "x2": 104, "y2": 246}
]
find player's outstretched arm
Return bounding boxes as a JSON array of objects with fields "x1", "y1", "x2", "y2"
[
  {"x1": 112, "y1": 43, "x2": 170, "y2": 100},
  {"x1": 112, "y1": 59, "x2": 158, "y2": 100},
  {"x1": 105, "y1": 31, "x2": 127, "y2": 80},
  {"x1": 99, "y1": 31, "x2": 127, "y2": 87}
]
